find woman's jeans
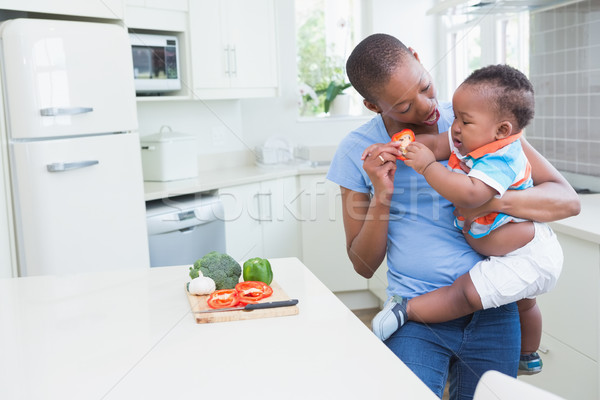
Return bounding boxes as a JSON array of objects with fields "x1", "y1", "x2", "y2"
[{"x1": 385, "y1": 303, "x2": 520, "y2": 400}]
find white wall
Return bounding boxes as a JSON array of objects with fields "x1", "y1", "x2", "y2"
[
  {"x1": 369, "y1": 0, "x2": 443, "y2": 99},
  {"x1": 135, "y1": 99, "x2": 249, "y2": 155},
  {"x1": 136, "y1": 0, "x2": 441, "y2": 156}
]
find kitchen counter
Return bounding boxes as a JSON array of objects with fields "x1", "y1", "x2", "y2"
[
  {"x1": 549, "y1": 194, "x2": 600, "y2": 244},
  {"x1": 0, "y1": 258, "x2": 437, "y2": 399},
  {"x1": 144, "y1": 163, "x2": 330, "y2": 201}
]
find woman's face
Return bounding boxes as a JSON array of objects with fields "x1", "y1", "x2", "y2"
[{"x1": 371, "y1": 55, "x2": 440, "y2": 128}]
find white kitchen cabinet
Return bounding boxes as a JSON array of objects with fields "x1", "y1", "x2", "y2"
[
  {"x1": 126, "y1": 0, "x2": 187, "y2": 11},
  {"x1": 260, "y1": 177, "x2": 301, "y2": 259},
  {"x1": 0, "y1": 0, "x2": 124, "y2": 19},
  {"x1": 188, "y1": 0, "x2": 278, "y2": 99},
  {"x1": 219, "y1": 177, "x2": 300, "y2": 263},
  {"x1": 298, "y1": 173, "x2": 368, "y2": 292},
  {"x1": 519, "y1": 206, "x2": 600, "y2": 400},
  {"x1": 124, "y1": 0, "x2": 188, "y2": 31}
]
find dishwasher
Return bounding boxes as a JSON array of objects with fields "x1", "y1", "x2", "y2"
[{"x1": 145, "y1": 194, "x2": 226, "y2": 267}]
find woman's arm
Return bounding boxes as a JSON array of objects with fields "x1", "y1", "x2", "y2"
[
  {"x1": 454, "y1": 138, "x2": 581, "y2": 225},
  {"x1": 346, "y1": 142, "x2": 401, "y2": 278},
  {"x1": 340, "y1": 188, "x2": 389, "y2": 278}
]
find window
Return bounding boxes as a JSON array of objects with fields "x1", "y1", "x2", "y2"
[
  {"x1": 295, "y1": 0, "x2": 362, "y2": 117},
  {"x1": 441, "y1": 10, "x2": 529, "y2": 99}
]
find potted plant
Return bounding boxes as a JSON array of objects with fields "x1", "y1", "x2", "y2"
[{"x1": 321, "y1": 80, "x2": 352, "y2": 114}]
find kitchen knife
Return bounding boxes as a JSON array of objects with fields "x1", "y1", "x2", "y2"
[{"x1": 194, "y1": 299, "x2": 299, "y2": 314}]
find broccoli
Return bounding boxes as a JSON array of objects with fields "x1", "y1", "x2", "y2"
[{"x1": 189, "y1": 251, "x2": 241, "y2": 290}]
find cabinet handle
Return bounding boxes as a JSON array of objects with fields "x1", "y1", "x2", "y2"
[
  {"x1": 255, "y1": 191, "x2": 272, "y2": 222},
  {"x1": 230, "y1": 45, "x2": 237, "y2": 77},
  {"x1": 224, "y1": 46, "x2": 230, "y2": 76},
  {"x1": 538, "y1": 345, "x2": 549, "y2": 354}
]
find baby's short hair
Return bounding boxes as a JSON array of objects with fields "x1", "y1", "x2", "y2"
[
  {"x1": 462, "y1": 64, "x2": 535, "y2": 131},
  {"x1": 346, "y1": 33, "x2": 412, "y2": 103}
]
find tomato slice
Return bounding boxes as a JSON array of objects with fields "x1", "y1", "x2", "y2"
[
  {"x1": 235, "y1": 281, "x2": 273, "y2": 304},
  {"x1": 206, "y1": 289, "x2": 240, "y2": 309},
  {"x1": 391, "y1": 129, "x2": 415, "y2": 160}
]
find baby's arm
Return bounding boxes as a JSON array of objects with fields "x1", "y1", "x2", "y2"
[
  {"x1": 413, "y1": 132, "x2": 451, "y2": 161},
  {"x1": 404, "y1": 142, "x2": 496, "y2": 208}
]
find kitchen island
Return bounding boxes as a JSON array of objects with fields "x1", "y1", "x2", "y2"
[{"x1": 0, "y1": 257, "x2": 437, "y2": 399}]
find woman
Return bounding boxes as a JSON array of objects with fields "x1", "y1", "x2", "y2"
[{"x1": 326, "y1": 33, "x2": 579, "y2": 399}]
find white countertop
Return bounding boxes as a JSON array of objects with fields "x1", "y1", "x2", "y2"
[
  {"x1": 549, "y1": 194, "x2": 600, "y2": 244},
  {"x1": 0, "y1": 258, "x2": 436, "y2": 400},
  {"x1": 144, "y1": 164, "x2": 329, "y2": 201}
]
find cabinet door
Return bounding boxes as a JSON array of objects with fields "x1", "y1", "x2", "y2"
[
  {"x1": 260, "y1": 177, "x2": 301, "y2": 259},
  {"x1": 188, "y1": 0, "x2": 278, "y2": 98},
  {"x1": 227, "y1": 0, "x2": 278, "y2": 89},
  {"x1": 537, "y1": 233, "x2": 599, "y2": 360},
  {"x1": 0, "y1": 0, "x2": 124, "y2": 19},
  {"x1": 519, "y1": 333, "x2": 598, "y2": 400},
  {"x1": 298, "y1": 174, "x2": 368, "y2": 292},
  {"x1": 219, "y1": 183, "x2": 263, "y2": 262},
  {"x1": 519, "y1": 231, "x2": 600, "y2": 398},
  {"x1": 188, "y1": 0, "x2": 231, "y2": 90}
]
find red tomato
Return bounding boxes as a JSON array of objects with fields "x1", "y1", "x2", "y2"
[
  {"x1": 391, "y1": 129, "x2": 415, "y2": 160},
  {"x1": 206, "y1": 289, "x2": 239, "y2": 309}
]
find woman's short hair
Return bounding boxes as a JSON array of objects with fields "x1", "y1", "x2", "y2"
[{"x1": 346, "y1": 33, "x2": 412, "y2": 103}]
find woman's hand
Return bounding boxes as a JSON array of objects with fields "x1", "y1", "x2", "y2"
[{"x1": 360, "y1": 141, "x2": 404, "y2": 199}]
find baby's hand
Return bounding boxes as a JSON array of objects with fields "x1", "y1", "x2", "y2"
[{"x1": 403, "y1": 142, "x2": 436, "y2": 175}]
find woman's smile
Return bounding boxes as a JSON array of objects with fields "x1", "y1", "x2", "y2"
[{"x1": 423, "y1": 107, "x2": 440, "y2": 126}]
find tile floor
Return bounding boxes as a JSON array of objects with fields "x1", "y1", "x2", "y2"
[{"x1": 352, "y1": 307, "x2": 379, "y2": 327}]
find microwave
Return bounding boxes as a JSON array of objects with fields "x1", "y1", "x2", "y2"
[{"x1": 130, "y1": 33, "x2": 181, "y2": 94}]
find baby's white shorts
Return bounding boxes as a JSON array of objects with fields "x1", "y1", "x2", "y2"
[{"x1": 469, "y1": 222, "x2": 563, "y2": 309}]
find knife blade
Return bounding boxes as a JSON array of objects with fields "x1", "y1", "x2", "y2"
[{"x1": 194, "y1": 299, "x2": 299, "y2": 314}]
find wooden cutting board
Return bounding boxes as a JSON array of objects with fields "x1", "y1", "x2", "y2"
[{"x1": 186, "y1": 281, "x2": 299, "y2": 324}]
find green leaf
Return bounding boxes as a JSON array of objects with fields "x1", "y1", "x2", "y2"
[{"x1": 324, "y1": 81, "x2": 352, "y2": 113}]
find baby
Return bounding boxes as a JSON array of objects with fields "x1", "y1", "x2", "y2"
[{"x1": 373, "y1": 64, "x2": 563, "y2": 375}]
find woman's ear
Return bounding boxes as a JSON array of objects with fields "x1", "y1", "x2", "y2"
[
  {"x1": 408, "y1": 47, "x2": 421, "y2": 63},
  {"x1": 496, "y1": 121, "x2": 513, "y2": 139},
  {"x1": 363, "y1": 99, "x2": 381, "y2": 114}
]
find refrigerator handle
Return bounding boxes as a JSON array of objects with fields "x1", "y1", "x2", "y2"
[
  {"x1": 40, "y1": 107, "x2": 94, "y2": 116},
  {"x1": 47, "y1": 160, "x2": 99, "y2": 173}
]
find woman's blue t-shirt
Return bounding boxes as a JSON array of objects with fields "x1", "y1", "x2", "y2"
[{"x1": 326, "y1": 102, "x2": 484, "y2": 299}]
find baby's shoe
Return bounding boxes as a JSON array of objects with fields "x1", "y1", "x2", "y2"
[
  {"x1": 371, "y1": 295, "x2": 408, "y2": 341},
  {"x1": 518, "y1": 352, "x2": 543, "y2": 375}
]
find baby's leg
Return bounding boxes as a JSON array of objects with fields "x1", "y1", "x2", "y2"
[
  {"x1": 407, "y1": 273, "x2": 483, "y2": 323},
  {"x1": 466, "y1": 221, "x2": 534, "y2": 257},
  {"x1": 518, "y1": 298, "x2": 542, "y2": 354}
]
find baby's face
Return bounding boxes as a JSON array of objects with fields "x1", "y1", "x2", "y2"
[{"x1": 451, "y1": 85, "x2": 501, "y2": 155}]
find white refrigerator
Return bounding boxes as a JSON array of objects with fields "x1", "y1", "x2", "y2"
[{"x1": 0, "y1": 18, "x2": 150, "y2": 276}]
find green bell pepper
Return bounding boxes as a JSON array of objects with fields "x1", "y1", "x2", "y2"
[{"x1": 242, "y1": 257, "x2": 273, "y2": 285}]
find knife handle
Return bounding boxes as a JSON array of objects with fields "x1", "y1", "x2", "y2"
[{"x1": 246, "y1": 299, "x2": 299, "y2": 310}]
